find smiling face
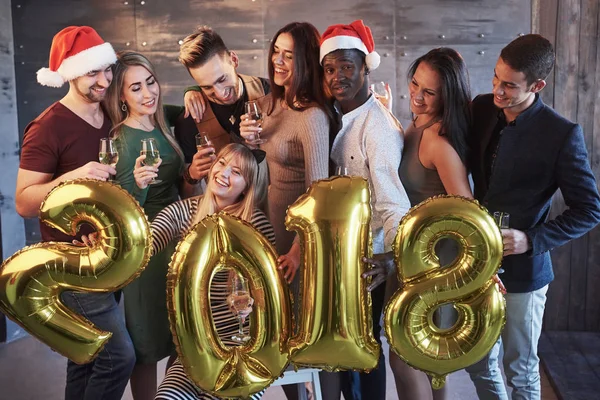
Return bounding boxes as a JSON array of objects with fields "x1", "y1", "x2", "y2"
[
  {"x1": 492, "y1": 57, "x2": 541, "y2": 115},
  {"x1": 72, "y1": 65, "x2": 113, "y2": 103},
  {"x1": 322, "y1": 49, "x2": 369, "y2": 111},
  {"x1": 208, "y1": 154, "x2": 247, "y2": 208},
  {"x1": 120, "y1": 65, "x2": 159, "y2": 118},
  {"x1": 409, "y1": 61, "x2": 442, "y2": 120},
  {"x1": 271, "y1": 33, "x2": 295, "y2": 90},
  {"x1": 188, "y1": 52, "x2": 241, "y2": 105}
]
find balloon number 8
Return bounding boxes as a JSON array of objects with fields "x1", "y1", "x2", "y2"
[
  {"x1": 384, "y1": 195, "x2": 506, "y2": 388},
  {"x1": 0, "y1": 179, "x2": 151, "y2": 364}
]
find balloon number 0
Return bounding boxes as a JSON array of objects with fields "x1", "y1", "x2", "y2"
[
  {"x1": 168, "y1": 214, "x2": 291, "y2": 398},
  {"x1": 384, "y1": 196, "x2": 506, "y2": 388},
  {"x1": 0, "y1": 179, "x2": 151, "y2": 364}
]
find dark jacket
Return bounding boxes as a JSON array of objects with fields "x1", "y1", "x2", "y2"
[{"x1": 470, "y1": 93, "x2": 600, "y2": 292}]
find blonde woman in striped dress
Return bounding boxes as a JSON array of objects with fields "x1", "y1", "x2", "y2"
[{"x1": 143, "y1": 143, "x2": 275, "y2": 400}]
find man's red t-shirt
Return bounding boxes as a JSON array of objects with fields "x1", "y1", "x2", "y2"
[{"x1": 20, "y1": 102, "x2": 111, "y2": 242}]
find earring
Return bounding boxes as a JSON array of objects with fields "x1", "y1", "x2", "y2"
[{"x1": 121, "y1": 102, "x2": 127, "y2": 112}]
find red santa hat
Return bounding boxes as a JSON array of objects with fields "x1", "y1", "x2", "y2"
[
  {"x1": 319, "y1": 20, "x2": 380, "y2": 70},
  {"x1": 37, "y1": 26, "x2": 117, "y2": 88}
]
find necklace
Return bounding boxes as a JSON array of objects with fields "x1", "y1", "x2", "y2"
[
  {"x1": 228, "y1": 78, "x2": 245, "y2": 126},
  {"x1": 129, "y1": 116, "x2": 155, "y2": 132}
]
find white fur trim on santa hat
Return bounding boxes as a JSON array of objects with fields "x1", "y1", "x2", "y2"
[
  {"x1": 365, "y1": 51, "x2": 380, "y2": 70},
  {"x1": 37, "y1": 42, "x2": 117, "y2": 87},
  {"x1": 320, "y1": 35, "x2": 369, "y2": 64},
  {"x1": 36, "y1": 68, "x2": 66, "y2": 88}
]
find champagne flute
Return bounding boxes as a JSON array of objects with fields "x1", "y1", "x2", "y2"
[
  {"x1": 370, "y1": 81, "x2": 389, "y2": 99},
  {"x1": 227, "y1": 274, "x2": 253, "y2": 344},
  {"x1": 195, "y1": 133, "x2": 215, "y2": 156},
  {"x1": 140, "y1": 138, "x2": 162, "y2": 184},
  {"x1": 493, "y1": 211, "x2": 510, "y2": 273},
  {"x1": 244, "y1": 100, "x2": 266, "y2": 145},
  {"x1": 99, "y1": 137, "x2": 119, "y2": 182}
]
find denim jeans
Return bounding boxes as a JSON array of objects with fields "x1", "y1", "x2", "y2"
[
  {"x1": 62, "y1": 291, "x2": 136, "y2": 400},
  {"x1": 466, "y1": 285, "x2": 548, "y2": 400},
  {"x1": 341, "y1": 282, "x2": 387, "y2": 400}
]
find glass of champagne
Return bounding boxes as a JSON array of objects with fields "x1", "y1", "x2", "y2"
[
  {"x1": 227, "y1": 274, "x2": 253, "y2": 344},
  {"x1": 244, "y1": 100, "x2": 266, "y2": 145},
  {"x1": 140, "y1": 138, "x2": 162, "y2": 184},
  {"x1": 195, "y1": 133, "x2": 215, "y2": 156},
  {"x1": 370, "y1": 81, "x2": 389, "y2": 99},
  {"x1": 99, "y1": 137, "x2": 119, "y2": 182},
  {"x1": 493, "y1": 211, "x2": 510, "y2": 273}
]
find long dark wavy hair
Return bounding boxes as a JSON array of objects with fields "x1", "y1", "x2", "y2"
[
  {"x1": 267, "y1": 22, "x2": 328, "y2": 115},
  {"x1": 408, "y1": 48, "x2": 472, "y2": 165}
]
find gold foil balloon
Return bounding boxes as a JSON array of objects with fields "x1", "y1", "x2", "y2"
[
  {"x1": 286, "y1": 176, "x2": 380, "y2": 372},
  {"x1": 384, "y1": 195, "x2": 505, "y2": 388},
  {"x1": 0, "y1": 179, "x2": 151, "y2": 364},
  {"x1": 168, "y1": 213, "x2": 290, "y2": 398}
]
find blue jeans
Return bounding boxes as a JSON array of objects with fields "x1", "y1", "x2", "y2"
[
  {"x1": 62, "y1": 291, "x2": 136, "y2": 400},
  {"x1": 466, "y1": 285, "x2": 548, "y2": 400},
  {"x1": 341, "y1": 283, "x2": 387, "y2": 400}
]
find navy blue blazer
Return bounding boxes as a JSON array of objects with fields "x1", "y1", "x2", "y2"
[{"x1": 470, "y1": 94, "x2": 600, "y2": 292}]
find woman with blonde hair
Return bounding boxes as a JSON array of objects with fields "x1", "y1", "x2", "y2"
[
  {"x1": 104, "y1": 50, "x2": 185, "y2": 399},
  {"x1": 147, "y1": 143, "x2": 275, "y2": 400}
]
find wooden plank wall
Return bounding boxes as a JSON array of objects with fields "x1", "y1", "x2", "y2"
[{"x1": 533, "y1": 0, "x2": 600, "y2": 331}]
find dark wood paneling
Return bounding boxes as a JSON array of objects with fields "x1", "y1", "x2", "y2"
[
  {"x1": 395, "y1": 0, "x2": 530, "y2": 45},
  {"x1": 533, "y1": 0, "x2": 559, "y2": 108},
  {"x1": 134, "y1": 0, "x2": 265, "y2": 52},
  {"x1": 538, "y1": 0, "x2": 600, "y2": 332}
]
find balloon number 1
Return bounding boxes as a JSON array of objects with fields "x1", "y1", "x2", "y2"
[
  {"x1": 285, "y1": 176, "x2": 381, "y2": 371},
  {"x1": 0, "y1": 179, "x2": 151, "y2": 364},
  {"x1": 384, "y1": 196, "x2": 506, "y2": 388}
]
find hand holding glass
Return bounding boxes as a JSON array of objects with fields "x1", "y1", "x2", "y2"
[
  {"x1": 195, "y1": 133, "x2": 215, "y2": 156},
  {"x1": 99, "y1": 138, "x2": 119, "y2": 182},
  {"x1": 244, "y1": 101, "x2": 266, "y2": 145},
  {"x1": 140, "y1": 138, "x2": 162, "y2": 185},
  {"x1": 370, "y1": 81, "x2": 389, "y2": 99},
  {"x1": 227, "y1": 274, "x2": 253, "y2": 343},
  {"x1": 493, "y1": 211, "x2": 510, "y2": 273}
]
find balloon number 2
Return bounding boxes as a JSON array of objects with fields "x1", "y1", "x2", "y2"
[
  {"x1": 384, "y1": 195, "x2": 506, "y2": 388},
  {"x1": 0, "y1": 179, "x2": 151, "y2": 364}
]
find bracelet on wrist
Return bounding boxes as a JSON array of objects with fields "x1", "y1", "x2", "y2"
[{"x1": 183, "y1": 165, "x2": 199, "y2": 185}]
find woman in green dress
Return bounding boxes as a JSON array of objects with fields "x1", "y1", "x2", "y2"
[{"x1": 105, "y1": 50, "x2": 185, "y2": 400}]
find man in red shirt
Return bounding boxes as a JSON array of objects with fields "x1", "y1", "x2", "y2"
[{"x1": 15, "y1": 26, "x2": 135, "y2": 400}]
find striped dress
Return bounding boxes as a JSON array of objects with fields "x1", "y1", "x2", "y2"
[{"x1": 152, "y1": 197, "x2": 276, "y2": 400}]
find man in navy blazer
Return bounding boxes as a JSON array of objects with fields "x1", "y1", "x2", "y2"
[{"x1": 466, "y1": 34, "x2": 600, "y2": 400}]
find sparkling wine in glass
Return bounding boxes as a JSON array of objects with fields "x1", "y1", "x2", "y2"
[
  {"x1": 195, "y1": 133, "x2": 215, "y2": 156},
  {"x1": 493, "y1": 211, "x2": 510, "y2": 274},
  {"x1": 370, "y1": 81, "x2": 389, "y2": 99},
  {"x1": 140, "y1": 138, "x2": 162, "y2": 184},
  {"x1": 244, "y1": 100, "x2": 266, "y2": 145},
  {"x1": 227, "y1": 274, "x2": 253, "y2": 344},
  {"x1": 99, "y1": 137, "x2": 119, "y2": 182}
]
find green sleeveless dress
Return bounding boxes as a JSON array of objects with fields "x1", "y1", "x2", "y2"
[{"x1": 114, "y1": 105, "x2": 184, "y2": 363}]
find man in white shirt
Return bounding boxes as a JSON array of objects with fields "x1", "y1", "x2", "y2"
[{"x1": 320, "y1": 19, "x2": 411, "y2": 400}]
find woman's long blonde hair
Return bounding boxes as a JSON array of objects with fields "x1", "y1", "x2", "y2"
[
  {"x1": 105, "y1": 50, "x2": 184, "y2": 163},
  {"x1": 192, "y1": 143, "x2": 263, "y2": 226}
]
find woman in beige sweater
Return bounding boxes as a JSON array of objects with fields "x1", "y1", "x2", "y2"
[
  {"x1": 240, "y1": 21, "x2": 334, "y2": 400},
  {"x1": 240, "y1": 22, "x2": 331, "y2": 282}
]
